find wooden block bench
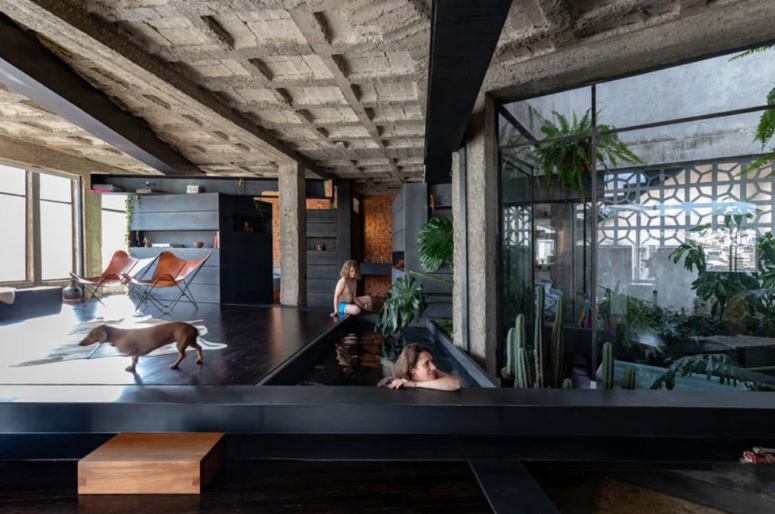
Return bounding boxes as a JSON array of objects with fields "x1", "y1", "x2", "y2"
[{"x1": 78, "y1": 433, "x2": 225, "y2": 494}]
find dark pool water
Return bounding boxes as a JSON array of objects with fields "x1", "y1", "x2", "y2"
[{"x1": 298, "y1": 327, "x2": 476, "y2": 387}]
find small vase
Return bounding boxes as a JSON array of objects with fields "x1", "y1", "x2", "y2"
[{"x1": 63, "y1": 279, "x2": 82, "y2": 302}]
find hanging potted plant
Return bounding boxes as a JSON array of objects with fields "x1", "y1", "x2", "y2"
[{"x1": 529, "y1": 109, "x2": 645, "y2": 201}]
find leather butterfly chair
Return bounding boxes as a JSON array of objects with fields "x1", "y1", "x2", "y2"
[
  {"x1": 70, "y1": 250, "x2": 140, "y2": 309},
  {"x1": 127, "y1": 251, "x2": 212, "y2": 314},
  {"x1": 123, "y1": 255, "x2": 161, "y2": 302}
]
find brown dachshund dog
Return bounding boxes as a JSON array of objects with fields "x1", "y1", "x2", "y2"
[{"x1": 79, "y1": 322, "x2": 202, "y2": 372}]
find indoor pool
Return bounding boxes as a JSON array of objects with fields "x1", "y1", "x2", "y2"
[{"x1": 298, "y1": 326, "x2": 476, "y2": 387}]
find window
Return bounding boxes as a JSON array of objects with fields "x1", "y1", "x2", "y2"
[
  {"x1": 101, "y1": 194, "x2": 127, "y2": 269},
  {"x1": 498, "y1": 43, "x2": 775, "y2": 391},
  {"x1": 0, "y1": 163, "x2": 78, "y2": 285},
  {"x1": 0, "y1": 165, "x2": 27, "y2": 283},
  {"x1": 40, "y1": 173, "x2": 75, "y2": 280}
]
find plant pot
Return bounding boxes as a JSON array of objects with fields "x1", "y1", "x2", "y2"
[{"x1": 194, "y1": 242, "x2": 204, "y2": 248}]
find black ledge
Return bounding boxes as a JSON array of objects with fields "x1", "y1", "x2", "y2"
[{"x1": 2, "y1": 386, "x2": 775, "y2": 438}]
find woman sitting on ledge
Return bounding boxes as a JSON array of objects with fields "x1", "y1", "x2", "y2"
[
  {"x1": 382, "y1": 343, "x2": 462, "y2": 391},
  {"x1": 331, "y1": 260, "x2": 373, "y2": 318}
]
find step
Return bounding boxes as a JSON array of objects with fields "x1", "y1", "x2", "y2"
[{"x1": 78, "y1": 432, "x2": 225, "y2": 494}]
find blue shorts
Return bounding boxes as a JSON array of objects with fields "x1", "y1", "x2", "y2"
[{"x1": 338, "y1": 302, "x2": 353, "y2": 315}]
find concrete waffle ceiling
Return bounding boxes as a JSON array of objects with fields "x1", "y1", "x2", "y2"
[
  {"x1": 0, "y1": 83, "x2": 159, "y2": 175},
  {"x1": 0, "y1": 0, "x2": 772, "y2": 194}
]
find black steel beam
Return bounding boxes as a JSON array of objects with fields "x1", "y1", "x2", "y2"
[
  {"x1": 88, "y1": 173, "x2": 329, "y2": 198},
  {"x1": 423, "y1": 0, "x2": 512, "y2": 183},
  {"x1": 0, "y1": 14, "x2": 203, "y2": 176},
  {"x1": 470, "y1": 460, "x2": 560, "y2": 514},
  {"x1": 2, "y1": 433, "x2": 772, "y2": 464},
  {"x1": 2, "y1": 386, "x2": 775, "y2": 438}
]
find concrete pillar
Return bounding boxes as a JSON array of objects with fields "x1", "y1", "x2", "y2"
[
  {"x1": 451, "y1": 151, "x2": 466, "y2": 350},
  {"x1": 82, "y1": 183, "x2": 103, "y2": 278},
  {"x1": 279, "y1": 161, "x2": 306, "y2": 306},
  {"x1": 464, "y1": 95, "x2": 499, "y2": 374}
]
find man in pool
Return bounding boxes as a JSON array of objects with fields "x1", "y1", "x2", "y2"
[
  {"x1": 331, "y1": 260, "x2": 373, "y2": 318},
  {"x1": 383, "y1": 343, "x2": 462, "y2": 391}
]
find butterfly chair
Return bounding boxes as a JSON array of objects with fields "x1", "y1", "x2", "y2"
[
  {"x1": 70, "y1": 250, "x2": 140, "y2": 309},
  {"x1": 127, "y1": 251, "x2": 212, "y2": 315},
  {"x1": 123, "y1": 255, "x2": 161, "y2": 302}
]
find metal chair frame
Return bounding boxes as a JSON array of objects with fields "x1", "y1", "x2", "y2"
[
  {"x1": 71, "y1": 251, "x2": 140, "y2": 309},
  {"x1": 129, "y1": 253, "x2": 211, "y2": 315}
]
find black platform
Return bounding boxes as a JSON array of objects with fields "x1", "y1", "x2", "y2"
[
  {"x1": 0, "y1": 286, "x2": 62, "y2": 323},
  {"x1": 0, "y1": 295, "x2": 339, "y2": 386}
]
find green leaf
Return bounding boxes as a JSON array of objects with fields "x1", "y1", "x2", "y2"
[
  {"x1": 417, "y1": 217, "x2": 454, "y2": 273},
  {"x1": 375, "y1": 275, "x2": 428, "y2": 337}
]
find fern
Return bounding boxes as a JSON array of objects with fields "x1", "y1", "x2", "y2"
[
  {"x1": 650, "y1": 354, "x2": 749, "y2": 390},
  {"x1": 729, "y1": 44, "x2": 774, "y2": 61},
  {"x1": 732, "y1": 45, "x2": 775, "y2": 176},
  {"x1": 530, "y1": 108, "x2": 644, "y2": 202}
]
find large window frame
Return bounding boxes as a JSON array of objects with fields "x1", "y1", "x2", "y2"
[
  {"x1": 0, "y1": 161, "x2": 81, "y2": 288},
  {"x1": 496, "y1": 45, "x2": 775, "y2": 378}
]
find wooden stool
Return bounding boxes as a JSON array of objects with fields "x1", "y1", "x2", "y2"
[{"x1": 78, "y1": 433, "x2": 225, "y2": 494}]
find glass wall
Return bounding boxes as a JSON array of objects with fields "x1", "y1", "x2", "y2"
[{"x1": 499, "y1": 45, "x2": 775, "y2": 391}]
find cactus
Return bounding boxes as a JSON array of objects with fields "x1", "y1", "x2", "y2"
[
  {"x1": 506, "y1": 315, "x2": 526, "y2": 378},
  {"x1": 550, "y1": 300, "x2": 564, "y2": 388},
  {"x1": 515, "y1": 314, "x2": 526, "y2": 350},
  {"x1": 561, "y1": 378, "x2": 574, "y2": 389},
  {"x1": 622, "y1": 366, "x2": 636, "y2": 390},
  {"x1": 534, "y1": 285, "x2": 546, "y2": 388},
  {"x1": 506, "y1": 328, "x2": 516, "y2": 377},
  {"x1": 515, "y1": 347, "x2": 531, "y2": 388},
  {"x1": 602, "y1": 342, "x2": 614, "y2": 389}
]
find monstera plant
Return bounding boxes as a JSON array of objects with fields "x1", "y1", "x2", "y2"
[
  {"x1": 375, "y1": 274, "x2": 427, "y2": 337},
  {"x1": 418, "y1": 217, "x2": 453, "y2": 272},
  {"x1": 376, "y1": 217, "x2": 453, "y2": 337}
]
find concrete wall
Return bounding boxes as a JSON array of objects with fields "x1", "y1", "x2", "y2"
[{"x1": 504, "y1": 51, "x2": 775, "y2": 167}]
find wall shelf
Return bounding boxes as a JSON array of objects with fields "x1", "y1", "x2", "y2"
[
  {"x1": 360, "y1": 263, "x2": 392, "y2": 276},
  {"x1": 127, "y1": 193, "x2": 273, "y2": 305}
]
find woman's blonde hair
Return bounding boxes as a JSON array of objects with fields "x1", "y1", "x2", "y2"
[{"x1": 340, "y1": 260, "x2": 362, "y2": 279}]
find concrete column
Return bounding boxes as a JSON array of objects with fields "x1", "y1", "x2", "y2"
[
  {"x1": 451, "y1": 151, "x2": 465, "y2": 350},
  {"x1": 279, "y1": 161, "x2": 306, "y2": 306},
  {"x1": 465, "y1": 95, "x2": 498, "y2": 374},
  {"x1": 82, "y1": 184, "x2": 103, "y2": 278}
]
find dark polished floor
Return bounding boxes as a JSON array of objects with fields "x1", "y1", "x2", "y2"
[
  {"x1": 0, "y1": 460, "x2": 491, "y2": 514},
  {"x1": 0, "y1": 296, "x2": 339, "y2": 386}
]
